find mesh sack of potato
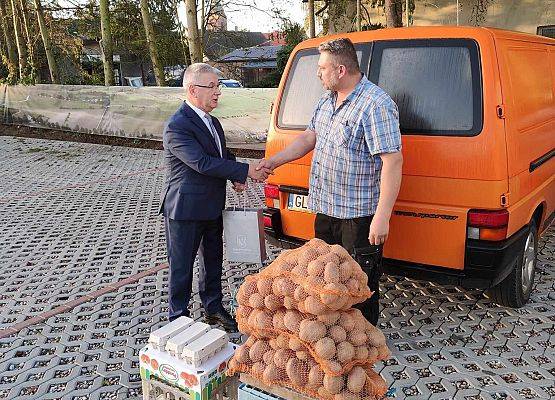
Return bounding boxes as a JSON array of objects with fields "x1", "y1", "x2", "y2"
[
  {"x1": 235, "y1": 306, "x2": 390, "y2": 376},
  {"x1": 236, "y1": 238, "x2": 372, "y2": 315},
  {"x1": 228, "y1": 336, "x2": 388, "y2": 400}
]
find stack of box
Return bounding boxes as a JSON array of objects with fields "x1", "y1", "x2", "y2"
[{"x1": 139, "y1": 317, "x2": 238, "y2": 400}]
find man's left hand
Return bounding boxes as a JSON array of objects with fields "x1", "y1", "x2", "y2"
[{"x1": 369, "y1": 216, "x2": 389, "y2": 245}]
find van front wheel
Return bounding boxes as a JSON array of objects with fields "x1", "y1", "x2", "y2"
[{"x1": 487, "y1": 221, "x2": 537, "y2": 308}]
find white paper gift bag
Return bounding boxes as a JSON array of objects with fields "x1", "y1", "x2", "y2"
[{"x1": 222, "y1": 206, "x2": 266, "y2": 264}]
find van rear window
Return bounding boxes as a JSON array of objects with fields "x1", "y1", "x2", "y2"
[{"x1": 369, "y1": 39, "x2": 483, "y2": 136}]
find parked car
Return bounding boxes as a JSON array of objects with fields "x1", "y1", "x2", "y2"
[
  {"x1": 219, "y1": 79, "x2": 243, "y2": 88},
  {"x1": 262, "y1": 26, "x2": 554, "y2": 307}
]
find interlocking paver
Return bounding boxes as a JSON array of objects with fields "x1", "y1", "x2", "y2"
[{"x1": 0, "y1": 136, "x2": 553, "y2": 399}]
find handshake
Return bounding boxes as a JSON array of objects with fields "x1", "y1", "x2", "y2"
[{"x1": 233, "y1": 159, "x2": 275, "y2": 192}]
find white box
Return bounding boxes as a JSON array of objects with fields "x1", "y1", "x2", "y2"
[
  {"x1": 165, "y1": 322, "x2": 211, "y2": 358},
  {"x1": 148, "y1": 316, "x2": 194, "y2": 351},
  {"x1": 181, "y1": 329, "x2": 228, "y2": 367}
]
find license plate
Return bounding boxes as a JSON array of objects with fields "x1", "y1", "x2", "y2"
[{"x1": 287, "y1": 193, "x2": 310, "y2": 212}]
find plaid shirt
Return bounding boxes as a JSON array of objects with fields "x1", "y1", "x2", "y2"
[{"x1": 307, "y1": 75, "x2": 402, "y2": 219}]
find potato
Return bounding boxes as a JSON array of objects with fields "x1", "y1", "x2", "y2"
[
  {"x1": 273, "y1": 348, "x2": 295, "y2": 366},
  {"x1": 318, "y1": 387, "x2": 334, "y2": 399},
  {"x1": 264, "y1": 294, "x2": 282, "y2": 311},
  {"x1": 249, "y1": 340, "x2": 266, "y2": 363},
  {"x1": 272, "y1": 277, "x2": 285, "y2": 296},
  {"x1": 315, "y1": 244, "x2": 330, "y2": 256},
  {"x1": 268, "y1": 338, "x2": 278, "y2": 350},
  {"x1": 323, "y1": 374, "x2": 344, "y2": 395},
  {"x1": 299, "y1": 320, "x2": 326, "y2": 343},
  {"x1": 297, "y1": 300, "x2": 307, "y2": 314},
  {"x1": 324, "y1": 262, "x2": 341, "y2": 284},
  {"x1": 317, "y1": 252, "x2": 340, "y2": 265},
  {"x1": 347, "y1": 366, "x2": 366, "y2": 393},
  {"x1": 245, "y1": 336, "x2": 256, "y2": 347},
  {"x1": 336, "y1": 341, "x2": 355, "y2": 363},
  {"x1": 320, "y1": 283, "x2": 347, "y2": 306},
  {"x1": 339, "y1": 313, "x2": 355, "y2": 331},
  {"x1": 289, "y1": 336, "x2": 304, "y2": 351},
  {"x1": 329, "y1": 325, "x2": 347, "y2": 343},
  {"x1": 283, "y1": 310, "x2": 302, "y2": 333},
  {"x1": 251, "y1": 361, "x2": 265, "y2": 376},
  {"x1": 304, "y1": 295, "x2": 328, "y2": 315},
  {"x1": 292, "y1": 263, "x2": 308, "y2": 277},
  {"x1": 338, "y1": 262, "x2": 354, "y2": 282},
  {"x1": 330, "y1": 244, "x2": 351, "y2": 261},
  {"x1": 293, "y1": 286, "x2": 309, "y2": 302},
  {"x1": 296, "y1": 351, "x2": 309, "y2": 360},
  {"x1": 236, "y1": 286, "x2": 249, "y2": 305},
  {"x1": 326, "y1": 361, "x2": 343, "y2": 375},
  {"x1": 255, "y1": 310, "x2": 273, "y2": 330},
  {"x1": 263, "y1": 364, "x2": 280, "y2": 382},
  {"x1": 286, "y1": 358, "x2": 308, "y2": 386},
  {"x1": 348, "y1": 331, "x2": 367, "y2": 346},
  {"x1": 365, "y1": 369, "x2": 388, "y2": 396},
  {"x1": 234, "y1": 345, "x2": 250, "y2": 363},
  {"x1": 247, "y1": 309, "x2": 259, "y2": 327},
  {"x1": 298, "y1": 247, "x2": 319, "y2": 266},
  {"x1": 377, "y1": 345, "x2": 391, "y2": 360},
  {"x1": 257, "y1": 278, "x2": 272, "y2": 296},
  {"x1": 276, "y1": 334, "x2": 290, "y2": 349},
  {"x1": 345, "y1": 278, "x2": 360, "y2": 292},
  {"x1": 236, "y1": 305, "x2": 253, "y2": 322},
  {"x1": 317, "y1": 311, "x2": 341, "y2": 326},
  {"x1": 272, "y1": 310, "x2": 287, "y2": 331},
  {"x1": 307, "y1": 259, "x2": 325, "y2": 277},
  {"x1": 308, "y1": 364, "x2": 324, "y2": 387},
  {"x1": 314, "y1": 337, "x2": 336, "y2": 359},
  {"x1": 367, "y1": 327, "x2": 386, "y2": 347},
  {"x1": 334, "y1": 391, "x2": 359, "y2": 400},
  {"x1": 279, "y1": 278, "x2": 296, "y2": 296},
  {"x1": 354, "y1": 346, "x2": 369, "y2": 360},
  {"x1": 263, "y1": 349, "x2": 276, "y2": 365},
  {"x1": 249, "y1": 292, "x2": 265, "y2": 309},
  {"x1": 283, "y1": 296, "x2": 296, "y2": 310}
]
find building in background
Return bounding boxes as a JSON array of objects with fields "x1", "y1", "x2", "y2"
[{"x1": 215, "y1": 45, "x2": 282, "y2": 86}]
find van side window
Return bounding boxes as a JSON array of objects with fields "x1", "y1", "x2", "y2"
[
  {"x1": 278, "y1": 47, "x2": 370, "y2": 129},
  {"x1": 369, "y1": 39, "x2": 483, "y2": 136}
]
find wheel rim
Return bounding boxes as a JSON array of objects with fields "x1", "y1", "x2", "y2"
[{"x1": 521, "y1": 230, "x2": 536, "y2": 293}]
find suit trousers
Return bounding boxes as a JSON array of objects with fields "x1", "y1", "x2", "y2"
[
  {"x1": 314, "y1": 213, "x2": 383, "y2": 326},
  {"x1": 164, "y1": 216, "x2": 225, "y2": 321}
]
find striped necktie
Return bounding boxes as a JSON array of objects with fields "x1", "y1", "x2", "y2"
[{"x1": 205, "y1": 115, "x2": 222, "y2": 156}]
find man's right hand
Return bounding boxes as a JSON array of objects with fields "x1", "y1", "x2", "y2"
[{"x1": 248, "y1": 163, "x2": 272, "y2": 182}]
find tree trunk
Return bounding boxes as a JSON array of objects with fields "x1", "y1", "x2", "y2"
[
  {"x1": 171, "y1": 0, "x2": 189, "y2": 66},
  {"x1": 18, "y1": 0, "x2": 37, "y2": 82},
  {"x1": 385, "y1": 0, "x2": 403, "y2": 27},
  {"x1": 326, "y1": 1, "x2": 357, "y2": 34},
  {"x1": 99, "y1": 0, "x2": 114, "y2": 86},
  {"x1": 0, "y1": 0, "x2": 18, "y2": 73},
  {"x1": 10, "y1": 0, "x2": 28, "y2": 79},
  {"x1": 356, "y1": 0, "x2": 361, "y2": 31},
  {"x1": 139, "y1": 0, "x2": 166, "y2": 86},
  {"x1": 33, "y1": 0, "x2": 58, "y2": 83},
  {"x1": 184, "y1": 0, "x2": 202, "y2": 63},
  {"x1": 308, "y1": 0, "x2": 315, "y2": 38}
]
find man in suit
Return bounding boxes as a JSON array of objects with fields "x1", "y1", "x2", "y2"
[{"x1": 160, "y1": 63, "x2": 270, "y2": 331}]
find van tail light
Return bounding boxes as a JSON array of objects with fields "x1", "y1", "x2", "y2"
[
  {"x1": 263, "y1": 215, "x2": 273, "y2": 228},
  {"x1": 264, "y1": 184, "x2": 280, "y2": 208},
  {"x1": 467, "y1": 209, "x2": 509, "y2": 241}
]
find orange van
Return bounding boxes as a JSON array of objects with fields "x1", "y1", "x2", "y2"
[{"x1": 262, "y1": 27, "x2": 554, "y2": 307}]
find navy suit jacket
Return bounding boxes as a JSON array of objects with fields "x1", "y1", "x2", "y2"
[{"x1": 160, "y1": 102, "x2": 249, "y2": 221}]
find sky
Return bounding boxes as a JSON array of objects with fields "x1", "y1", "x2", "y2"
[{"x1": 177, "y1": 0, "x2": 306, "y2": 33}]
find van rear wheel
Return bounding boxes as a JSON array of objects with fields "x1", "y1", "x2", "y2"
[{"x1": 487, "y1": 220, "x2": 537, "y2": 308}]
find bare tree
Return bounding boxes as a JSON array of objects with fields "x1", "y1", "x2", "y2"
[
  {"x1": 385, "y1": 0, "x2": 403, "y2": 27},
  {"x1": 185, "y1": 0, "x2": 202, "y2": 63},
  {"x1": 139, "y1": 0, "x2": 166, "y2": 86},
  {"x1": 308, "y1": 0, "x2": 315, "y2": 37},
  {"x1": 33, "y1": 0, "x2": 58, "y2": 83},
  {"x1": 99, "y1": 0, "x2": 114, "y2": 85},
  {"x1": 0, "y1": 0, "x2": 18, "y2": 78},
  {"x1": 18, "y1": 0, "x2": 37, "y2": 82},
  {"x1": 10, "y1": 0, "x2": 28, "y2": 80}
]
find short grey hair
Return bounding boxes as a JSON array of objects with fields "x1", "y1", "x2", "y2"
[
  {"x1": 318, "y1": 38, "x2": 360, "y2": 74},
  {"x1": 182, "y1": 63, "x2": 219, "y2": 88}
]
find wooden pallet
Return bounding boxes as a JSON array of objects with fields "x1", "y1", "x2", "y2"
[{"x1": 239, "y1": 374, "x2": 316, "y2": 400}]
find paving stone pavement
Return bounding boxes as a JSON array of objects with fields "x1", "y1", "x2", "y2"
[{"x1": 0, "y1": 136, "x2": 553, "y2": 400}]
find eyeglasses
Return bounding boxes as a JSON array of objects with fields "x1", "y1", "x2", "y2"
[{"x1": 194, "y1": 83, "x2": 222, "y2": 90}]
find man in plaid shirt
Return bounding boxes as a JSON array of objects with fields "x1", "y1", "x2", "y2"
[{"x1": 258, "y1": 38, "x2": 403, "y2": 325}]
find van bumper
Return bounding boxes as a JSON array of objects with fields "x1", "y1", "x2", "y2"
[
  {"x1": 383, "y1": 225, "x2": 528, "y2": 289},
  {"x1": 263, "y1": 207, "x2": 528, "y2": 290}
]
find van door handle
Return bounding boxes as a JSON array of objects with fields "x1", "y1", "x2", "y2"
[{"x1": 496, "y1": 104, "x2": 505, "y2": 119}]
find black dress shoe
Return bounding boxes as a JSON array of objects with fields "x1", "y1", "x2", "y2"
[{"x1": 205, "y1": 309, "x2": 238, "y2": 332}]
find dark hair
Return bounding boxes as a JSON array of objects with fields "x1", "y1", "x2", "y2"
[{"x1": 318, "y1": 38, "x2": 360, "y2": 73}]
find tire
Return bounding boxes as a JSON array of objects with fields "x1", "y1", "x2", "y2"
[{"x1": 487, "y1": 220, "x2": 538, "y2": 308}]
